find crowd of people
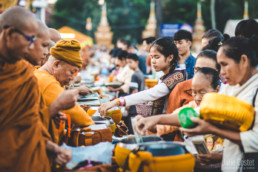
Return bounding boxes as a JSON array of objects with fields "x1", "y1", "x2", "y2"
[{"x1": 0, "y1": 5, "x2": 257, "y2": 172}]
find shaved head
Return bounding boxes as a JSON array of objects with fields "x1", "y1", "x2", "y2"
[
  {"x1": 0, "y1": 6, "x2": 37, "y2": 33},
  {"x1": 0, "y1": 6, "x2": 38, "y2": 63},
  {"x1": 37, "y1": 20, "x2": 49, "y2": 38},
  {"x1": 24, "y1": 20, "x2": 50, "y2": 66},
  {"x1": 49, "y1": 28, "x2": 62, "y2": 43}
]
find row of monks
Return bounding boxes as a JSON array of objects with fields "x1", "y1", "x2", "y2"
[{"x1": 0, "y1": 6, "x2": 95, "y2": 172}]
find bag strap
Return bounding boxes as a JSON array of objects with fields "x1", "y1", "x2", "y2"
[{"x1": 252, "y1": 88, "x2": 258, "y2": 107}]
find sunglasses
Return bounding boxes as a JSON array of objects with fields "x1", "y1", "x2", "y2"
[{"x1": 3, "y1": 25, "x2": 37, "y2": 46}]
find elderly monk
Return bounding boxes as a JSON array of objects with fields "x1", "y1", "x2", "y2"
[
  {"x1": 0, "y1": 7, "x2": 71, "y2": 172},
  {"x1": 49, "y1": 28, "x2": 62, "y2": 43},
  {"x1": 24, "y1": 20, "x2": 80, "y2": 143},
  {"x1": 34, "y1": 40, "x2": 94, "y2": 128}
]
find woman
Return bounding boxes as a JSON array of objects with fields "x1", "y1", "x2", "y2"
[
  {"x1": 160, "y1": 50, "x2": 220, "y2": 141},
  {"x1": 180, "y1": 36, "x2": 258, "y2": 172},
  {"x1": 99, "y1": 37, "x2": 186, "y2": 116},
  {"x1": 135, "y1": 67, "x2": 220, "y2": 135},
  {"x1": 135, "y1": 67, "x2": 222, "y2": 170}
]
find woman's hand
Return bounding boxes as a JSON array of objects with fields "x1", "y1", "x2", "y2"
[
  {"x1": 196, "y1": 152, "x2": 223, "y2": 166},
  {"x1": 180, "y1": 117, "x2": 216, "y2": 137},
  {"x1": 99, "y1": 100, "x2": 117, "y2": 116},
  {"x1": 134, "y1": 115, "x2": 160, "y2": 136}
]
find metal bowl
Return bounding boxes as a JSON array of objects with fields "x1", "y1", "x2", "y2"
[
  {"x1": 91, "y1": 116, "x2": 114, "y2": 126},
  {"x1": 117, "y1": 135, "x2": 163, "y2": 150}
]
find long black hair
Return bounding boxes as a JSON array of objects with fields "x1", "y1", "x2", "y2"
[
  {"x1": 150, "y1": 37, "x2": 179, "y2": 73},
  {"x1": 235, "y1": 19, "x2": 258, "y2": 38},
  {"x1": 221, "y1": 35, "x2": 258, "y2": 68}
]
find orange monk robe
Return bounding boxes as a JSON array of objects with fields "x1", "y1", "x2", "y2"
[
  {"x1": 156, "y1": 79, "x2": 194, "y2": 141},
  {"x1": 0, "y1": 59, "x2": 50, "y2": 172},
  {"x1": 39, "y1": 92, "x2": 59, "y2": 143},
  {"x1": 34, "y1": 69, "x2": 94, "y2": 127},
  {"x1": 33, "y1": 66, "x2": 59, "y2": 144}
]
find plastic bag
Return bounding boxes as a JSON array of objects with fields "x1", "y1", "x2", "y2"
[{"x1": 62, "y1": 142, "x2": 114, "y2": 169}]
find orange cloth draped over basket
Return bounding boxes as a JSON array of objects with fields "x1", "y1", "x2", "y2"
[{"x1": 0, "y1": 59, "x2": 50, "y2": 172}]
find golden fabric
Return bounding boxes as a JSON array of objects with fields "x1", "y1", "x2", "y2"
[
  {"x1": 0, "y1": 59, "x2": 50, "y2": 172},
  {"x1": 50, "y1": 40, "x2": 82, "y2": 68},
  {"x1": 34, "y1": 69, "x2": 94, "y2": 127}
]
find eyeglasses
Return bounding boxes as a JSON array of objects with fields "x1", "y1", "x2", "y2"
[{"x1": 3, "y1": 25, "x2": 37, "y2": 46}]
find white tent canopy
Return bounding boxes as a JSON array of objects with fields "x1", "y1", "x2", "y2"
[{"x1": 224, "y1": 19, "x2": 258, "y2": 37}]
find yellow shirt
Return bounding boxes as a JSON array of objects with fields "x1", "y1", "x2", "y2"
[{"x1": 34, "y1": 69, "x2": 94, "y2": 126}]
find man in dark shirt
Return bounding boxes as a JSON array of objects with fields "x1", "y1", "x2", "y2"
[
  {"x1": 124, "y1": 53, "x2": 145, "y2": 133},
  {"x1": 174, "y1": 30, "x2": 195, "y2": 79}
]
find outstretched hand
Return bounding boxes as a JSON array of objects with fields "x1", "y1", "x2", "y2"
[
  {"x1": 134, "y1": 115, "x2": 159, "y2": 136},
  {"x1": 50, "y1": 89, "x2": 79, "y2": 117},
  {"x1": 98, "y1": 100, "x2": 117, "y2": 116},
  {"x1": 77, "y1": 85, "x2": 91, "y2": 96},
  {"x1": 180, "y1": 117, "x2": 216, "y2": 137}
]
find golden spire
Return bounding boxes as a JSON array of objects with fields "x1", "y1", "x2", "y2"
[
  {"x1": 197, "y1": 1, "x2": 202, "y2": 19},
  {"x1": 243, "y1": 0, "x2": 249, "y2": 19},
  {"x1": 142, "y1": 0, "x2": 156, "y2": 38},
  {"x1": 94, "y1": 1, "x2": 113, "y2": 48},
  {"x1": 192, "y1": 1, "x2": 205, "y2": 53}
]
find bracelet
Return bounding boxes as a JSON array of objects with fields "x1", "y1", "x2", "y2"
[{"x1": 120, "y1": 97, "x2": 126, "y2": 107}]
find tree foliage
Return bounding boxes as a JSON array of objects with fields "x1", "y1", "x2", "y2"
[{"x1": 50, "y1": 0, "x2": 258, "y2": 43}]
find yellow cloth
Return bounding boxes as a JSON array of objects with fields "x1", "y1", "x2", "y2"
[
  {"x1": 50, "y1": 40, "x2": 82, "y2": 67},
  {"x1": 34, "y1": 69, "x2": 94, "y2": 126}
]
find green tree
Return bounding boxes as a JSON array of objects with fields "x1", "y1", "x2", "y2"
[{"x1": 50, "y1": 0, "x2": 258, "y2": 44}]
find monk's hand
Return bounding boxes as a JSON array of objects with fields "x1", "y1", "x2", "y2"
[
  {"x1": 55, "y1": 146, "x2": 72, "y2": 165},
  {"x1": 99, "y1": 100, "x2": 117, "y2": 117},
  {"x1": 73, "y1": 75, "x2": 82, "y2": 84},
  {"x1": 53, "y1": 112, "x2": 69, "y2": 126},
  {"x1": 134, "y1": 115, "x2": 159, "y2": 136},
  {"x1": 77, "y1": 85, "x2": 91, "y2": 96},
  {"x1": 50, "y1": 89, "x2": 79, "y2": 117},
  {"x1": 197, "y1": 152, "x2": 223, "y2": 165},
  {"x1": 179, "y1": 117, "x2": 215, "y2": 137}
]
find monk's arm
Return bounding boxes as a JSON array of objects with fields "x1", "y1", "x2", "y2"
[
  {"x1": 48, "y1": 89, "x2": 79, "y2": 117},
  {"x1": 43, "y1": 83, "x2": 94, "y2": 126},
  {"x1": 64, "y1": 104, "x2": 94, "y2": 126}
]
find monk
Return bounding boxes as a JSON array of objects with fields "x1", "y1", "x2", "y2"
[
  {"x1": 24, "y1": 20, "x2": 80, "y2": 143},
  {"x1": 49, "y1": 28, "x2": 62, "y2": 43},
  {"x1": 0, "y1": 7, "x2": 71, "y2": 172},
  {"x1": 34, "y1": 39, "x2": 94, "y2": 130}
]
